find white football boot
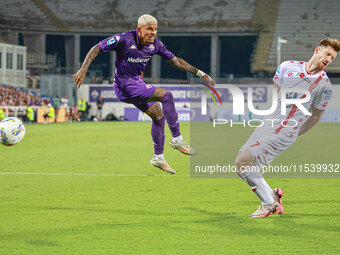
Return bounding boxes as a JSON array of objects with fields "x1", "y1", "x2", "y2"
[{"x1": 150, "y1": 157, "x2": 176, "y2": 175}]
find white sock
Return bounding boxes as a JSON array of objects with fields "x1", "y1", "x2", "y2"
[
  {"x1": 239, "y1": 166, "x2": 274, "y2": 205},
  {"x1": 154, "y1": 154, "x2": 165, "y2": 160},
  {"x1": 264, "y1": 181, "x2": 274, "y2": 198},
  {"x1": 172, "y1": 135, "x2": 183, "y2": 143}
]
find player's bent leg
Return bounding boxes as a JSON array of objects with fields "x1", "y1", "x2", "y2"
[
  {"x1": 147, "y1": 87, "x2": 168, "y2": 102},
  {"x1": 144, "y1": 102, "x2": 175, "y2": 174},
  {"x1": 148, "y1": 88, "x2": 195, "y2": 155},
  {"x1": 145, "y1": 102, "x2": 166, "y2": 157},
  {"x1": 147, "y1": 88, "x2": 181, "y2": 137},
  {"x1": 235, "y1": 149, "x2": 254, "y2": 171},
  {"x1": 236, "y1": 149, "x2": 279, "y2": 218}
]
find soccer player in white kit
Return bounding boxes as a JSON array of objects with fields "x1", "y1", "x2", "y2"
[{"x1": 235, "y1": 38, "x2": 340, "y2": 218}]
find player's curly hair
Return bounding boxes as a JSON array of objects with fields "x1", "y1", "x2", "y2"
[{"x1": 318, "y1": 38, "x2": 340, "y2": 52}]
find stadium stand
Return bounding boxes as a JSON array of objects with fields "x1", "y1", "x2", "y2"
[
  {"x1": 250, "y1": 0, "x2": 281, "y2": 73},
  {"x1": 0, "y1": 0, "x2": 54, "y2": 31},
  {"x1": 0, "y1": 0, "x2": 339, "y2": 75},
  {"x1": 267, "y1": 0, "x2": 340, "y2": 72},
  {"x1": 0, "y1": 0, "x2": 256, "y2": 33}
]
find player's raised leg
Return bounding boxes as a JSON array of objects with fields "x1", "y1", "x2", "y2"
[
  {"x1": 235, "y1": 149, "x2": 283, "y2": 218},
  {"x1": 148, "y1": 87, "x2": 196, "y2": 155},
  {"x1": 143, "y1": 102, "x2": 175, "y2": 174}
]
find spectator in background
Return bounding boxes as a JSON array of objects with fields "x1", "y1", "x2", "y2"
[
  {"x1": 61, "y1": 95, "x2": 69, "y2": 108},
  {"x1": 25, "y1": 103, "x2": 35, "y2": 123},
  {"x1": 77, "y1": 98, "x2": 87, "y2": 121},
  {"x1": 34, "y1": 93, "x2": 42, "y2": 106},
  {"x1": 43, "y1": 103, "x2": 55, "y2": 123},
  {"x1": 52, "y1": 95, "x2": 61, "y2": 122},
  {"x1": 0, "y1": 108, "x2": 6, "y2": 120},
  {"x1": 96, "y1": 95, "x2": 104, "y2": 121},
  {"x1": 67, "y1": 105, "x2": 79, "y2": 122},
  {"x1": 61, "y1": 95, "x2": 69, "y2": 121}
]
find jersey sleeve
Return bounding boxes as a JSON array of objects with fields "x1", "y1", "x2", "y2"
[
  {"x1": 155, "y1": 39, "x2": 175, "y2": 60},
  {"x1": 313, "y1": 78, "x2": 332, "y2": 110},
  {"x1": 98, "y1": 33, "x2": 125, "y2": 52},
  {"x1": 272, "y1": 61, "x2": 289, "y2": 87}
]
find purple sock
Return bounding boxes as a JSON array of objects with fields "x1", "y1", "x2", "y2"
[
  {"x1": 151, "y1": 117, "x2": 165, "y2": 155},
  {"x1": 161, "y1": 91, "x2": 181, "y2": 137}
]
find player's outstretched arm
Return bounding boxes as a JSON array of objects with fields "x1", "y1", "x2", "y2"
[
  {"x1": 167, "y1": 56, "x2": 215, "y2": 86},
  {"x1": 73, "y1": 45, "x2": 101, "y2": 88},
  {"x1": 298, "y1": 106, "x2": 325, "y2": 136}
]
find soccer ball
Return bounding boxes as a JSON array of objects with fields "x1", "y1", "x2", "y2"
[{"x1": 0, "y1": 117, "x2": 26, "y2": 146}]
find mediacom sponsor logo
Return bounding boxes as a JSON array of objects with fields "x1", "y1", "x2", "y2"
[{"x1": 127, "y1": 57, "x2": 150, "y2": 63}]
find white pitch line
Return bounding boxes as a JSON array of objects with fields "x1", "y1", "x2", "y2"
[{"x1": 0, "y1": 172, "x2": 190, "y2": 177}]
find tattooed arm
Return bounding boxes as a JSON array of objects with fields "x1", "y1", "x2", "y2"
[
  {"x1": 167, "y1": 56, "x2": 215, "y2": 85},
  {"x1": 73, "y1": 45, "x2": 101, "y2": 88},
  {"x1": 167, "y1": 56, "x2": 198, "y2": 74}
]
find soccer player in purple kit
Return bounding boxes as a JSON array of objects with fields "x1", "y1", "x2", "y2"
[{"x1": 73, "y1": 14, "x2": 215, "y2": 174}]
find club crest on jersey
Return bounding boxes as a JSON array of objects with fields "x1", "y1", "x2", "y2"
[
  {"x1": 145, "y1": 84, "x2": 152, "y2": 89},
  {"x1": 107, "y1": 38, "x2": 116, "y2": 45},
  {"x1": 297, "y1": 72, "x2": 312, "y2": 84},
  {"x1": 130, "y1": 44, "x2": 137, "y2": 50},
  {"x1": 149, "y1": 44, "x2": 155, "y2": 51}
]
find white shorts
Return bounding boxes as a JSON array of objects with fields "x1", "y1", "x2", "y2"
[{"x1": 239, "y1": 129, "x2": 298, "y2": 168}]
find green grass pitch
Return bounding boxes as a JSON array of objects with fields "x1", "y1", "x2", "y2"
[{"x1": 0, "y1": 122, "x2": 339, "y2": 254}]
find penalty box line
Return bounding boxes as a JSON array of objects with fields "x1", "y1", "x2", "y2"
[{"x1": 0, "y1": 172, "x2": 190, "y2": 177}]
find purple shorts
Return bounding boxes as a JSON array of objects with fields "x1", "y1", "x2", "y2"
[{"x1": 114, "y1": 76, "x2": 156, "y2": 112}]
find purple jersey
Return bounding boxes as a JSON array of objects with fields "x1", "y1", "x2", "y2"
[{"x1": 98, "y1": 30, "x2": 175, "y2": 77}]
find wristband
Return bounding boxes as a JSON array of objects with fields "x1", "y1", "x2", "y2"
[{"x1": 196, "y1": 70, "x2": 206, "y2": 78}]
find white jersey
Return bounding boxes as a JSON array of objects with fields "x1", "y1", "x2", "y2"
[
  {"x1": 240, "y1": 61, "x2": 332, "y2": 167},
  {"x1": 258, "y1": 60, "x2": 332, "y2": 139}
]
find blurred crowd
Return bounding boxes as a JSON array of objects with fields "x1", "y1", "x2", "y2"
[
  {"x1": 0, "y1": 84, "x2": 106, "y2": 124},
  {"x1": 0, "y1": 84, "x2": 50, "y2": 106}
]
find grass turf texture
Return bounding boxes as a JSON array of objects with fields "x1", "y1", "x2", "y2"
[{"x1": 0, "y1": 122, "x2": 339, "y2": 254}]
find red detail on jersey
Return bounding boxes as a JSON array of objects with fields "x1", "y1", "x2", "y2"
[
  {"x1": 288, "y1": 73, "x2": 293, "y2": 76},
  {"x1": 272, "y1": 146, "x2": 277, "y2": 150},
  {"x1": 290, "y1": 61, "x2": 295, "y2": 63},
  {"x1": 290, "y1": 134, "x2": 294, "y2": 138},
  {"x1": 257, "y1": 156, "x2": 260, "y2": 160},
  {"x1": 274, "y1": 74, "x2": 278, "y2": 79},
  {"x1": 308, "y1": 75, "x2": 323, "y2": 93},
  {"x1": 275, "y1": 94, "x2": 307, "y2": 134},
  {"x1": 265, "y1": 151, "x2": 269, "y2": 155},
  {"x1": 252, "y1": 188, "x2": 257, "y2": 192},
  {"x1": 300, "y1": 61, "x2": 303, "y2": 64},
  {"x1": 299, "y1": 73, "x2": 305, "y2": 78},
  {"x1": 322, "y1": 73, "x2": 325, "y2": 76},
  {"x1": 299, "y1": 119, "x2": 303, "y2": 122},
  {"x1": 326, "y1": 78, "x2": 329, "y2": 82},
  {"x1": 293, "y1": 126, "x2": 298, "y2": 130},
  {"x1": 250, "y1": 141, "x2": 260, "y2": 147},
  {"x1": 323, "y1": 102, "x2": 328, "y2": 108},
  {"x1": 273, "y1": 81, "x2": 281, "y2": 88}
]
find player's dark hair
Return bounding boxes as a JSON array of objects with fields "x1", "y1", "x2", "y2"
[{"x1": 318, "y1": 38, "x2": 340, "y2": 52}]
